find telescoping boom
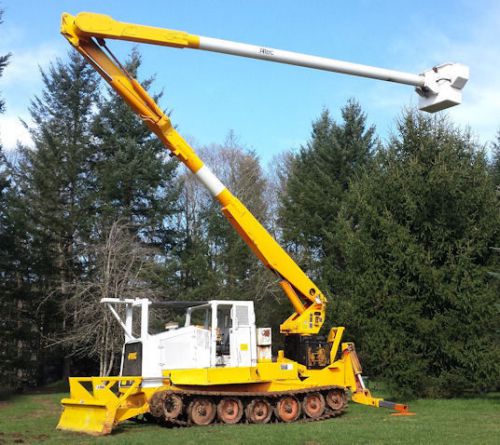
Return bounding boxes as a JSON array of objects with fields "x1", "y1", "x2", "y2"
[
  {"x1": 64, "y1": 12, "x2": 468, "y2": 113},
  {"x1": 56, "y1": 12, "x2": 463, "y2": 435}
]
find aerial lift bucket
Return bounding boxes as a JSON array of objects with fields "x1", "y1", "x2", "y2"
[{"x1": 57, "y1": 377, "x2": 145, "y2": 435}]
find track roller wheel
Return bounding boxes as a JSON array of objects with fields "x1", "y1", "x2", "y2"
[
  {"x1": 302, "y1": 392, "x2": 325, "y2": 418},
  {"x1": 326, "y1": 389, "x2": 347, "y2": 411},
  {"x1": 217, "y1": 397, "x2": 244, "y2": 424},
  {"x1": 163, "y1": 393, "x2": 183, "y2": 420},
  {"x1": 149, "y1": 390, "x2": 167, "y2": 418},
  {"x1": 245, "y1": 398, "x2": 273, "y2": 424},
  {"x1": 275, "y1": 395, "x2": 301, "y2": 423},
  {"x1": 188, "y1": 398, "x2": 216, "y2": 426}
]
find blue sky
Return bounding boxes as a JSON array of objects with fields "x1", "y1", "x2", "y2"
[{"x1": 1, "y1": 0, "x2": 499, "y2": 163}]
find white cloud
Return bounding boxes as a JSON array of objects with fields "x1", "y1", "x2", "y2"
[
  {"x1": 0, "y1": 113, "x2": 32, "y2": 151},
  {"x1": 440, "y1": 39, "x2": 500, "y2": 144},
  {"x1": 354, "y1": 6, "x2": 500, "y2": 146},
  {"x1": 408, "y1": 11, "x2": 500, "y2": 144},
  {"x1": 0, "y1": 21, "x2": 26, "y2": 51},
  {"x1": 1, "y1": 41, "x2": 64, "y2": 98},
  {"x1": 0, "y1": 39, "x2": 64, "y2": 151},
  {"x1": 1, "y1": 42, "x2": 63, "y2": 88}
]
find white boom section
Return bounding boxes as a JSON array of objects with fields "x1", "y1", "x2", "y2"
[
  {"x1": 195, "y1": 165, "x2": 225, "y2": 197},
  {"x1": 198, "y1": 37, "x2": 469, "y2": 113},
  {"x1": 200, "y1": 37, "x2": 424, "y2": 87}
]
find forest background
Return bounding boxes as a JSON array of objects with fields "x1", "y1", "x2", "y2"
[{"x1": 1, "y1": 8, "x2": 499, "y2": 399}]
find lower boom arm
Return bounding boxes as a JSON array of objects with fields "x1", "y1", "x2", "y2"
[{"x1": 61, "y1": 13, "x2": 326, "y2": 335}]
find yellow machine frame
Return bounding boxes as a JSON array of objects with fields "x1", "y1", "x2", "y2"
[{"x1": 58, "y1": 341, "x2": 403, "y2": 435}]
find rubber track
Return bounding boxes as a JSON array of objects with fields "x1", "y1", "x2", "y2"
[{"x1": 149, "y1": 385, "x2": 347, "y2": 427}]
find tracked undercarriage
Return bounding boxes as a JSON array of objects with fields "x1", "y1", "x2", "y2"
[{"x1": 148, "y1": 386, "x2": 347, "y2": 427}]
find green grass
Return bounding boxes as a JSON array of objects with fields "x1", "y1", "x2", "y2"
[{"x1": 0, "y1": 389, "x2": 498, "y2": 445}]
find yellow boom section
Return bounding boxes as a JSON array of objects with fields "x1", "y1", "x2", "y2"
[
  {"x1": 61, "y1": 12, "x2": 326, "y2": 335},
  {"x1": 69, "y1": 12, "x2": 200, "y2": 49}
]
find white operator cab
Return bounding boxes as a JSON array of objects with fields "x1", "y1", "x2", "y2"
[{"x1": 101, "y1": 298, "x2": 261, "y2": 387}]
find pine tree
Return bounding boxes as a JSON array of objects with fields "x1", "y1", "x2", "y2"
[
  {"x1": 279, "y1": 99, "x2": 378, "y2": 326},
  {"x1": 0, "y1": 8, "x2": 31, "y2": 387},
  {"x1": 91, "y1": 50, "x2": 179, "y2": 250},
  {"x1": 0, "y1": 6, "x2": 12, "y2": 252},
  {"x1": 490, "y1": 129, "x2": 500, "y2": 186},
  {"x1": 15, "y1": 51, "x2": 100, "y2": 383},
  {"x1": 335, "y1": 110, "x2": 500, "y2": 397},
  {"x1": 0, "y1": 161, "x2": 36, "y2": 387},
  {"x1": 166, "y1": 161, "x2": 218, "y2": 301},
  {"x1": 280, "y1": 101, "x2": 376, "y2": 262},
  {"x1": 49, "y1": 50, "x2": 181, "y2": 375}
]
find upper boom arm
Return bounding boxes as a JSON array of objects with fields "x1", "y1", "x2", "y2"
[{"x1": 66, "y1": 12, "x2": 469, "y2": 113}]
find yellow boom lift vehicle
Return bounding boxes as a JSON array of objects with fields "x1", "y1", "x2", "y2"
[{"x1": 57, "y1": 12, "x2": 468, "y2": 435}]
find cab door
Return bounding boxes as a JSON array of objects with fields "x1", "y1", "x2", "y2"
[{"x1": 230, "y1": 304, "x2": 254, "y2": 367}]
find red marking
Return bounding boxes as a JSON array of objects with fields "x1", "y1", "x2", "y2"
[{"x1": 391, "y1": 404, "x2": 416, "y2": 416}]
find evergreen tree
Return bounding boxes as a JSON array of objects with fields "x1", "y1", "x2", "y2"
[
  {"x1": 0, "y1": 160, "x2": 36, "y2": 387},
  {"x1": 280, "y1": 100, "x2": 377, "y2": 272},
  {"x1": 15, "y1": 51, "x2": 100, "y2": 383},
  {"x1": 50, "y1": 50, "x2": 180, "y2": 375},
  {"x1": 91, "y1": 50, "x2": 179, "y2": 251},
  {"x1": 279, "y1": 100, "x2": 377, "y2": 334},
  {"x1": 0, "y1": 5, "x2": 10, "y2": 287},
  {"x1": 168, "y1": 170, "x2": 218, "y2": 301},
  {"x1": 0, "y1": 6, "x2": 12, "y2": 259},
  {"x1": 335, "y1": 110, "x2": 500, "y2": 397},
  {"x1": 0, "y1": 8, "x2": 31, "y2": 387},
  {"x1": 0, "y1": 150, "x2": 14, "y2": 384},
  {"x1": 490, "y1": 129, "x2": 500, "y2": 187}
]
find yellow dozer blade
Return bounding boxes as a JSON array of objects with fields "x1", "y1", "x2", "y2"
[{"x1": 57, "y1": 377, "x2": 147, "y2": 435}]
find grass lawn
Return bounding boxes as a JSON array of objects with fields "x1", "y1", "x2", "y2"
[{"x1": 0, "y1": 386, "x2": 498, "y2": 445}]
